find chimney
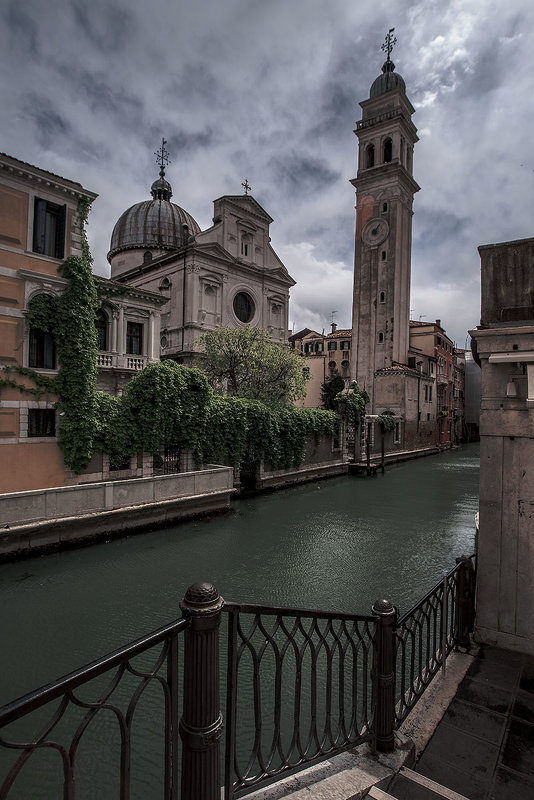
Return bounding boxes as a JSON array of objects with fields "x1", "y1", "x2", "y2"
[
  {"x1": 331, "y1": 322, "x2": 337, "y2": 333},
  {"x1": 435, "y1": 319, "x2": 441, "y2": 328}
]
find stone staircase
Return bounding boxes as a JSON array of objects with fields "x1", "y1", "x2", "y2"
[{"x1": 369, "y1": 767, "x2": 470, "y2": 800}]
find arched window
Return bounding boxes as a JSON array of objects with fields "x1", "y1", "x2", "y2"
[
  {"x1": 95, "y1": 310, "x2": 108, "y2": 351},
  {"x1": 159, "y1": 276, "x2": 171, "y2": 292},
  {"x1": 366, "y1": 144, "x2": 375, "y2": 168},
  {"x1": 143, "y1": 250, "x2": 152, "y2": 264},
  {"x1": 377, "y1": 331, "x2": 385, "y2": 344},
  {"x1": 382, "y1": 202, "x2": 388, "y2": 213},
  {"x1": 383, "y1": 138, "x2": 392, "y2": 163},
  {"x1": 381, "y1": 250, "x2": 387, "y2": 261},
  {"x1": 328, "y1": 360, "x2": 337, "y2": 371},
  {"x1": 379, "y1": 291, "x2": 386, "y2": 304},
  {"x1": 28, "y1": 295, "x2": 56, "y2": 369}
]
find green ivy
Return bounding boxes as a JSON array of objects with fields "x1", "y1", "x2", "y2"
[
  {"x1": 335, "y1": 381, "x2": 368, "y2": 426},
  {"x1": 377, "y1": 413, "x2": 396, "y2": 431}
]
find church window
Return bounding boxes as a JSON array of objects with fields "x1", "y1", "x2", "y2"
[
  {"x1": 327, "y1": 341, "x2": 337, "y2": 351},
  {"x1": 143, "y1": 250, "x2": 152, "y2": 264},
  {"x1": 233, "y1": 291, "x2": 255, "y2": 323},
  {"x1": 377, "y1": 331, "x2": 384, "y2": 344},
  {"x1": 383, "y1": 138, "x2": 392, "y2": 163},
  {"x1": 126, "y1": 322, "x2": 143, "y2": 355},
  {"x1": 28, "y1": 408, "x2": 56, "y2": 438},
  {"x1": 366, "y1": 144, "x2": 375, "y2": 168},
  {"x1": 95, "y1": 310, "x2": 108, "y2": 351},
  {"x1": 379, "y1": 291, "x2": 386, "y2": 303},
  {"x1": 159, "y1": 277, "x2": 171, "y2": 291},
  {"x1": 382, "y1": 202, "x2": 388, "y2": 213},
  {"x1": 381, "y1": 250, "x2": 386, "y2": 261},
  {"x1": 33, "y1": 199, "x2": 66, "y2": 259}
]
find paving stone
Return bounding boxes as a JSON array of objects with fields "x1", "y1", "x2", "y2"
[
  {"x1": 519, "y1": 657, "x2": 534, "y2": 694},
  {"x1": 387, "y1": 774, "x2": 444, "y2": 800},
  {"x1": 501, "y1": 718, "x2": 534, "y2": 777},
  {"x1": 511, "y1": 688, "x2": 534, "y2": 725},
  {"x1": 465, "y1": 657, "x2": 521, "y2": 691},
  {"x1": 478, "y1": 647, "x2": 524, "y2": 668},
  {"x1": 489, "y1": 766, "x2": 534, "y2": 800},
  {"x1": 442, "y1": 698, "x2": 507, "y2": 745},
  {"x1": 415, "y1": 752, "x2": 489, "y2": 799},
  {"x1": 455, "y1": 676, "x2": 512, "y2": 714},
  {"x1": 420, "y1": 724, "x2": 500, "y2": 779}
]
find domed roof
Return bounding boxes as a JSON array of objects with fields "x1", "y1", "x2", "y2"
[
  {"x1": 107, "y1": 172, "x2": 201, "y2": 261},
  {"x1": 370, "y1": 59, "x2": 406, "y2": 98}
]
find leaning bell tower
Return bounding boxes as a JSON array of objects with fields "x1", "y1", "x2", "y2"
[{"x1": 350, "y1": 30, "x2": 420, "y2": 408}]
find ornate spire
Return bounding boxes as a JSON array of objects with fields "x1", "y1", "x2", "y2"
[
  {"x1": 380, "y1": 27, "x2": 397, "y2": 73},
  {"x1": 151, "y1": 137, "x2": 173, "y2": 201}
]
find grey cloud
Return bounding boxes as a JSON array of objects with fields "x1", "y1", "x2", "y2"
[
  {"x1": 71, "y1": 0, "x2": 135, "y2": 53},
  {"x1": 6, "y1": 2, "x2": 40, "y2": 56}
]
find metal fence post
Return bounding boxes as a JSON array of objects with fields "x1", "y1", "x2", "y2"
[
  {"x1": 372, "y1": 599, "x2": 397, "y2": 753},
  {"x1": 180, "y1": 582, "x2": 224, "y2": 800},
  {"x1": 455, "y1": 556, "x2": 475, "y2": 648}
]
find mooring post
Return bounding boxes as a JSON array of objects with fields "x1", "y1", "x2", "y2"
[
  {"x1": 455, "y1": 555, "x2": 474, "y2": 648},
  {"x1": 372, "y1": 598, "x2": 397, "y2": 752},
  {"x1": 180, "y1": 582, "x2": 224, "y2": 800}
]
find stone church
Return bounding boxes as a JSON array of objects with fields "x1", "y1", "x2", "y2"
[{"x1": 108, "y1": 145, "x2": 295, "y2": 364}]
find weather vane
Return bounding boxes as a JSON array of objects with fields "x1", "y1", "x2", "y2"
[
  {"x1": 242, "y1": 177, "x2": 251, "y2": 195},
  {"x1": 155, "y1": 138, "x2": 171, "y2": 178},
  {"x1": 381, "y1": 28, "x2": 397, "y2": 62}
]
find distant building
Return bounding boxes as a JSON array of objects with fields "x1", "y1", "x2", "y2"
[
  {"x1": 463, "y1": 347, "x2": 481, "y2": 439},
  {"x1": 470, "y1": 235, "x2": 534, "y2": 654},
  {"x1": 289, "y1": 324, "x2": 352, "y2": 407},
  {"x1": 0, "y1": 153, "x2": 165, "y2": 492},
  {"x1": 109, "y1": 147, "x2": 294, "y2": 364}
]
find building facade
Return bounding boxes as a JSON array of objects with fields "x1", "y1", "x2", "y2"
[
  {"x1": 471, "y1": 236, "x2": 534, "y2": 654},
  {"x1": 289, "y1": 324, "x2": 352, "y2": 407},
  {"x1": 0, "y1": 154, "x2": 165, "y2": 492}
]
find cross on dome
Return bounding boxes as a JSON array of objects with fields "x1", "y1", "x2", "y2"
[
  {"x1": 381, "y1": 28, "x2": 397, "y2": 62},
  {"x1": 154, "y1": 138, "x2": 171, "y2": 179}
]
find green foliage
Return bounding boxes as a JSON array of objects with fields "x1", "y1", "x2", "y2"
[
  {"x1": 335, "y1": 381, "x2": 368, "y2": 426},
  {"x1": 377, "y1": 413, "x2": 396, "y2": 431},
  {"x1": 24, "y1": 294, "x2": 58, "y2": 334},
  {"x1": 196, "y1": 326, "x2": 308, "y2": 409},
  {"x1": 321, "y1": 370, "x2": 346, "y2": 410},
  {"x1": 0, "y1": 365, "x2": 57, "y2": 398},
  {"x1": 194, "y1": 396, "x2": 337, "y2": 470}
]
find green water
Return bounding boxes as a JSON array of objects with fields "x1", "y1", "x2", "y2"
[{"x1": 0, "y1": 443, "x2": 479, "y2": 797}]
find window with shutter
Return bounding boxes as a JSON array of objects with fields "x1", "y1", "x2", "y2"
[{"x1": 33, "y1": 198, "x2": 66, "y2": 259}]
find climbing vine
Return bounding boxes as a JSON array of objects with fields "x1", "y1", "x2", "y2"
[
  {"x1": 335, "y1": 381, "x2": 368, "y2": 426},
  {"x1": 377, "y1": 413, "x2": 396, "y2": 431}
]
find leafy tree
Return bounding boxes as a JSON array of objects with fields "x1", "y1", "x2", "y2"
[
  {"x1": 195, "y1": 326, "x2": 308, "y2": 409},
  {"x1": 321, "y1": 370, "x2": 345, "y2": 410},
  {"x1": 335, "y1": 381, "x2": 369, "y2": 426}
]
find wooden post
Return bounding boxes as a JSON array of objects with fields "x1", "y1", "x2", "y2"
[{"x1": 180, "y1": 582, "x2": 224, "y2": 800}]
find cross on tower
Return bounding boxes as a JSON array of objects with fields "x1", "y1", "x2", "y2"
[
  {"x1": 242, "y1": 178, "x2": 251, "y2": 195},
  {"x1": 381, "y1": 28, "x2": 397, "y2": 61},
  {"x1": 155, "y1": 138, "x2": 171, "y2": 178}
]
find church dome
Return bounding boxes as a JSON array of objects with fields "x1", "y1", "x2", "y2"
[
  {"x1": 107, "y1": 172, "x2": 201, "y2": 262},
  {"x1": 370, "y1": 59, "x2": 406, "y2": 98}
]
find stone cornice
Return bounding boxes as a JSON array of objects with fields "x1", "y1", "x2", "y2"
[{"x1": 0, "y1": 154, "x2": 98, "y2": 201}]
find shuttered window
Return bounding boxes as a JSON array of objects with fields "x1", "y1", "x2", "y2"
[{"x1": 33, "y1": 199, "x2": 66, "y2": 259}]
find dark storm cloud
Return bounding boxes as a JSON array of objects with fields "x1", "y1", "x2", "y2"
[
  {"x1": 5, "y1": 2, "x2": 40, "y2": 56},
  {"x1": 71, "y1": 0, "x2": 136, "y2": 53},
  {"x1": 22, "y1": 95, "x2": 72, "y2": 148},
  {"x1": 415, "y1": 209, "x2": 468, "y2": 247},
  {"x1": 269, "y1": 153, "x2": 339, "y2": 195}
]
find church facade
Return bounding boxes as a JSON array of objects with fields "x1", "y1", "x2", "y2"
[{"x1": 108, "y1": 147, "x2": 295, "y2": 365}]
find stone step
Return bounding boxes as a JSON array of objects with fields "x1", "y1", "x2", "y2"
[{"x1": 383, "y1": 766, "x2": 472, "y2": 800}]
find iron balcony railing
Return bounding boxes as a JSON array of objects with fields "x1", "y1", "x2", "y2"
[{"x1": 0, "y1": 557, "x2": 476, "y2": 800}]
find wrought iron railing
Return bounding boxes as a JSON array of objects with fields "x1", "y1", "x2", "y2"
[
  {"x1": 394, "y1": 555, "x2": 476, "y2": 727},
  {"x1": 223, "y1": 603, "x2": 375, "y2": 798},
  {"x1": 0, "y1": 617, "x2": 189, "y2": 800},
  {"x1": 0, "y1": 556, "x2": 476, "y2": 800}
]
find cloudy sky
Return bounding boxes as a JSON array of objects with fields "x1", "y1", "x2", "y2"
[{"x1": 2, "y1": 0, "x2": 532, "y2": 346}]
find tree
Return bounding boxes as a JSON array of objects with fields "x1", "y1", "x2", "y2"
[
  {"x1": 195, "y1": 326, "x2": 308, "y2": 409},
  {"x1": 320, "y1": 370, "x2": 345, "y2": 410}
]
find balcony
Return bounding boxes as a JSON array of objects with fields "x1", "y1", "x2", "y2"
[
  {"x1": 97, "y1": 353, "x2": 147, "y2": 371},
  {"x1": 437, "y1": 372, "x2": 448, "y2": 385}
]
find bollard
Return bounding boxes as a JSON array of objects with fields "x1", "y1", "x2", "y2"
[
  {"x1": 372, "y1": 598, "x2": 397, "y2": 753},
  {"x1": 180, "y1": 582, "x2": 224, "y2": 800}
]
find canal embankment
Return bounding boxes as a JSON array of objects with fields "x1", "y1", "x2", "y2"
[{"x1": 0, "y1": 465, "x2": 235, "y2": 559}]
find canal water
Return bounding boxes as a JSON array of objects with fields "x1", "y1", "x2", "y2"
[{"x1": 0, "y1": 443, "x2": 479, "y2": 797}]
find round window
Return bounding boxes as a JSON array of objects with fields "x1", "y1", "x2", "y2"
[{"x1": 233, "y1": 292, "x2": 255, "y2": 323}]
